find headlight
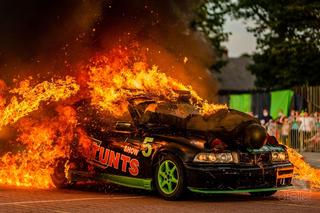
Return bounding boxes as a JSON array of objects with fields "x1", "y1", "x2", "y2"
[
  {"x1": 194, "y1": 152, "x2": 237, "y2": 163},
  {"x1": 271, "y1": 152, "x2": 288, "y2": 162}
]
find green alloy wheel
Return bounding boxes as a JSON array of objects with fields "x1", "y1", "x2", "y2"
[{"x1": 155, "y1": 155, "x2": 185, "y2": 200}]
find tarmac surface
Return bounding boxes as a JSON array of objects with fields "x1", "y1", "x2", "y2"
[
  {"x1": 0, "y1": 184, "x2": 319, "y2": 213},
  {"x1": 302, "y1": 152, "x2": 320, "y2": 168}
]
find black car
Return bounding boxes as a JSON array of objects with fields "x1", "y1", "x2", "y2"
[{"x1": 52, "y1": 96, "x2": 293, "y2": 200}]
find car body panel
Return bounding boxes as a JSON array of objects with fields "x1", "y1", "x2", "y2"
[{"x1": 66, "y1": 97, "x2": 294, "y2": 194}]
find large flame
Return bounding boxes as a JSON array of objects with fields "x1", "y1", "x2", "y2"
[
  {"x1": 0, "y1": 48, "x2": 319, "y2": 189},
  {"x1": 287, "y1": 147, "x2": 320, "y2": 189},
  {"x1": 0, "y1": 76, "x2": 79, "y2": 129},
  {"x1": 86, "y1": 56, "x2": 226, "y2": 117}
]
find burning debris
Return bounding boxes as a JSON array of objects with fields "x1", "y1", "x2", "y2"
[
  {"x1": 0, "y1": 0, "x2": 318, "y2": 192},
  {"x1": 0, "y1": 46, "x2": 226, "y2": 188},
  {"x1": 0, "y1": 48, "x2": 319, "y2": 190},
  {"x1": 287, "y1": 147, "x2": 320, "y2": 190}
]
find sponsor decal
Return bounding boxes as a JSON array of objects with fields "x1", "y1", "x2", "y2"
[
  {"x1": 142, "y1": 137, "x2": 154, "y2": 157},
  {"x1": 89, "y1": 140, "x2": 140, "y2": 176},
  {"x1": 123, "y1": 145, "x2": 139, "y2": 156}
]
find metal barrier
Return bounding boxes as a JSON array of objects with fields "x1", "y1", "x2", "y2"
[{"x1": 268, "y1": 120, "x2": 320, "y2": 152}]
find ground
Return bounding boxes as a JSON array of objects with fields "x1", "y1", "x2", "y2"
[
  {"x1": 0, "y1": 185, "x2": 319, "y2": 213},
  {"x1": 0, "y1": 152, "x2": 319, "y2": 213},
  {"x1": 302, "y1": 152, "x2": 320, "y2": 168}
]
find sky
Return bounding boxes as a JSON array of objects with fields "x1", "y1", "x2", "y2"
[{"x1": 223, "y1": 17, "x2": 257, "y2": 57}]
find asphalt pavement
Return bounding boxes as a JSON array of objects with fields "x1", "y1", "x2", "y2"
[
  {"x1": 302, "y1": 152, "x2": 320, "y2": 168},
  {"x1": 0, "y1": 184, "x2": 319, "y2": 213}
]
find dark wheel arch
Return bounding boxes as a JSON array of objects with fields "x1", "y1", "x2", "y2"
[{"x1": 51, "y1": 158, "x2": 69, "y2": 189}]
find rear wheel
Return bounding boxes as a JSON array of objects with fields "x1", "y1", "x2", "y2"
[
  {"x1": 51, "y1": 158, "x2": 69, "y2": 189},
  {"x1": 250, "y1": 190, "x2": 277, "y2": 197},
  {"x1": 154, "y1": 154, "x2": 185, "y2": 200}
]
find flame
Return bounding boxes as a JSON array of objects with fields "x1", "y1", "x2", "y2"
[
  {"x1": 0, "y1": 47, "x2": 318, "y2": 190},
  {"x1": 86, "y1": 55, "x2": 226, "y2": 117},
  {"x1": 0, "y1": 76, "x2": 79, "y2": 129},
  {"x1": 0, "y1": 106, "x2": 77, "y2": 188},
  {"x1": 287, "y1": 147, "x2": 320, "y2": 189}
]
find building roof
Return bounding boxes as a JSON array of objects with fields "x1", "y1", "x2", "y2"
[{"x1": 215, "y1": 57, "x2": 256, "y2": 92}]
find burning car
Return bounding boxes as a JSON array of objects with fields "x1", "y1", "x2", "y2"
[{"x1": 52, "y1": 95, "x2": 293, "y2": 200}]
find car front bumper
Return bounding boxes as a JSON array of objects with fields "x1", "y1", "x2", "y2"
[{"x1": 184, "y1": 162, "x2": 293, "y2": 192}]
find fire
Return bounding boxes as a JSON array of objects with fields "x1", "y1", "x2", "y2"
[
  {"x1": 0, "y1": 76, "x2": 79, "y2": 129},
  {"x1": 287, "y1": 147, "x2": 320, "y2": 189},
  {"x1": 0, "y1": 51, "x2": 225, "y2": 188},
  {"x1": 0, "y1": 106, "x2": 77, "y2": 188},
  {"x1": 86, "y1": 55, "x2": 226, "y2": 117},
  {"x1": 0, "y1": 47, "x2": 318, "y2": 190}
]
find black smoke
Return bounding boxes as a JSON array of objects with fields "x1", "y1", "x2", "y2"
[{"x1": 0, "y1": 0, "x2": 218, "y2": 99}]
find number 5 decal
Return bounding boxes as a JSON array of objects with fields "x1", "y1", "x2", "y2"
[{"x1": 142, "y1": 137, "x2": 154, "y2": 157}]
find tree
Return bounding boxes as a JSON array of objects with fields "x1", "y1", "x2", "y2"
[
  {"x1": 231, "y1": 0, "x2": 320, "y2": 88},
  {"x1": 195, "y1": 0, "x2": 320, "y2": 88}
]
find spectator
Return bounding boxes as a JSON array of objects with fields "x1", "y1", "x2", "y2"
[
  {"x1": 314, "y1": 112, "x2": 320, "y2": 129},
  {"x1": 276, "y1": 109, "x2": 286, "y2": 124},
  {"x1": 260, "y1": 109, "x2": 272, "y2": 126},
  {"x1": 306, "y1": 132, "x2": 320, "y2": 152},
  {"x1": 266, "y1": 119, "x2": 277, "y2": 137},
  {"x1": 290, "y1": 111, "x2": 300, "y2": 149},
  {"x1": 298, "y1": 112, "x2": 315, "y2": 133},
  {"x1": 281, "y1": 117, "x2": 290, "y2": 145},
  {"x1": 288, "y1": 110, "x2": 296, "y2": 124}
]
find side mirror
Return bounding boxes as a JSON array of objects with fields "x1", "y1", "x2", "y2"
[{"x1": 115, "y1": 121, "x2": 134, "y2": 131}]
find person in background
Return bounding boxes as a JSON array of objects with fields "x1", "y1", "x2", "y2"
[
  {"x1": 298, "y1": 112, "x2": 316, "y2": 151},
  {"x1": 306, "y1": 132, "x2": 320, "y2": 152},
  {"x1": 288, "y1": 110, "x2": 295, "y2": 123},
  {"x1": 276, "y1": 109, "x2": 286, "y2": 124},
  {"x1": 289, "y1": 111, "x2": 300, "y2": 149},
  {"x1": 260, "y1": 109, "x2": 272, "y2": 127},
  {"x1": 314, "y1": 112, "x2": 320, "y2": 129},
  {"x1": 298, "y1": 112, "x2": 316, "y2": 133},
  {"x1": 281, "y1": 117, "x2": 290, "y2": 145},
  {"x1": 266, "y1": 119, "x2": 277, "y2": 137}
]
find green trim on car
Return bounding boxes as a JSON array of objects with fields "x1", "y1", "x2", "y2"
[
  {"x1": 188, "y1": 186, "x2": 292, "y2": 194},
  {"x1": 100, "y1": 174, "x2": 153, "y2": 190}
]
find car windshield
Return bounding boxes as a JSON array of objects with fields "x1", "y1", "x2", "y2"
[
  {"x1": 135, "y1": 100, "x2": 257, "y2": 133},
  {"x1": 144, "y1": 102, "x2": 200, "y2": 118}
]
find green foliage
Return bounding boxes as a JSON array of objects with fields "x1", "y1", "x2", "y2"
[
  {"x1": 232, "y1": 0, "x2": 320, "y2": 88},
  {"x1": 195, "y1": 0, "x2": 320, "y2": 88}
]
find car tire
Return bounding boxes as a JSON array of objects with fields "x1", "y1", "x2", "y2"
[
  {"x1": 250, "y1": 190, "x2": 277, "y2": 197},
  {"x1": 51, "y1": 158, "x2": 69, "y2": 189},
  {"x1": 154, "y1": 154, "x2": 186, "y2": 200}
]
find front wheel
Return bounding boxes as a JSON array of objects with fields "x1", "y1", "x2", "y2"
[
  {"x1": 154, "y1": 154, "x2": 186, "y2": 200},
  {"x1": 250, "y1": 190, "x2": 277, "y2": 197},
  {"x1": 51, "y1": 158, "x2": 69, "y2": 189}
]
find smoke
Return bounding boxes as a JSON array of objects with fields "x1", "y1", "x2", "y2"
[{"x1": 0, "y1": 0, "x2": 218, "y2": 100}]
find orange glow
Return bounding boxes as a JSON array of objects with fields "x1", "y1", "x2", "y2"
[
  {"x1": 0, "y1": 47, "x2": 317, "y2": 190},
  {"x1": 0, "y1": 106, "x2": 77, "y2": 188},
  {"x1": 86, "y1": 54, "x2": 226, "y2": 117},
  {"x1": 287, "y1": 147, "x2": 320, "y2": 189},
  {"x1": 0, "y1": 76, "x2": 79, "y2": 129}
]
